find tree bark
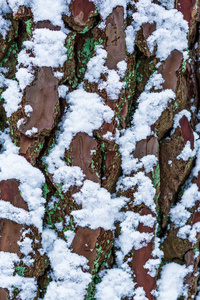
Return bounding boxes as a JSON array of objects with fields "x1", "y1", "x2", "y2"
[{"x1": 0, "y1": 0, "x2": 200, "y2": 299}]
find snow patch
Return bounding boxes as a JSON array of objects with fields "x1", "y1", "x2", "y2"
[
  {"x1": 177, "y1": 141, "x2": 196, "y2": 161},
  {"x1": 85, "y1": 46, "x2": 126, "y2": 100},
  {"x1": 158, "y1": 263, "x2": 191, "y2": 300},
  {"x1": 72, "y1": 180, "x2": 127, "y2": 230},
  {"x1": 92, "y1": 0, "x2": 127, "y2": 20},
  {"x1": 44, "y1": 86, "x2": 114, "y2": 175},
  {"x1": 43, "y1": 229, "x2": 91, "y2": 300},
  {"x1": 0, "y1": 1, "x2": 11, "y2": 39},
  {"x1": 126, "y1": 0, "x2": 188, "y2": 60},
  {"x1": 0, "y1": 132, "x2": 45, "y2": 231},
  {"x1": 95, "y1": 268, "x2": 135, "y2": 300},
  {"x1": 0, "y1": 251, "x2": 37, "y2": 300},
  {"x1": 53, "y1": 166, "x2": 84, "y2": 193},
  {"x1": 18, "y1": 28, "x2": 67, "y2": 69}
]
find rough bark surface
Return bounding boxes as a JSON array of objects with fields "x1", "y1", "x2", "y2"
[{"x1": 1, "y1": 0, "x2": 200, "y2": 299}]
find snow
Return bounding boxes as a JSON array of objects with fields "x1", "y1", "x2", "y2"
[
  {"x1": 144, "y1": 258, "x2": 161, "y2": 277},
  {"x1": 0, "y1": 252, "x2": 37, "y2": 300},
  {"x1": 84, "y1": 46, "x2": 107, "y2": 83},
  {"x1": 25, "y1": 126, "x2": 38, "y2": 136},
  {"x1": 115, "y1": 211, "x2": 155, "y2": 262},
  {"x1": 177, "y1": 141, "x2": 196, "y2": 161},
  {"x1": 0, "y1": 0, "x2": 11, "y2": 39},
  {"x1": 58, "y1": 85, "x2": 69, "y2": 98},
  {"x1": 171, "y1": 109, "x2": 191, "y2": 135},
  {"x1": 53, "y1": 166, "x2": 84, "y2": 193},
  {"x1": 42, "y1": 229, "x2": 91, "y2": 300},
  {"x1": 16, "y1": 68, "x2": 34, "y2": 91},
  {"x1": 191, "y1": 141, "x2": 200, "y2": 177},
  {"x1": 134, "y1": 287, "x2": 148, "y2": 300},
  {"x1": 117, "y1": 72, "x2": 175, "y2": 175},
  {"x1": 157, "y1": 263, "x2": 191, "y2": 299},
  {"x1": 160, "y1": 0, "x2": 175, "y2": 10},
  {"x1": 0, "y1": 131, "x2": 45, "y2": 231},
  {"x1": 133, "y1": 88, "x2": 175, "y2": 141},
  {"x1": 117, "y1": 172, "x2": 156, "y2": 212},
  {"x1": 102, "y1": 131, "x2": 114, "y2": 141},
  {"x1": 117, "y1": 60, "x2": 127, "y2": 78},
  {"x1": 170, "y1": 169, "x2": 200, "y2": 243},
  {"x1": 85, "y1": 46, "x2": 126, "y2": 100},
  {"x1": 18, "y1": 236, "x2": 33, "y2": 257},
  {"x1": 7, "y1": 0, "x2": 31, "y2": 13},
  {"x1": 178, "y1": 222, "x2": 200, "y2": 243},
  {"x1": 0, "y1": 1, "x2": 196, "y2": 299},
  {"x1": 126, "y1": 0, "x2": 188, "y2": 60},
  {"x1": 92, "y1": 0, "x2": 127, "y2": 20},
  {"x1": 98, "y1": 69, "x2": 125, "y2": 100},
  {"x1": 18, "y1": 28, "x2": 67, "y2": 69},
  {"x1": 2, "y1": 79, "x2": 22, "y2": 118},
  {"x1": 125, "y1": 25, "x2": 135, "y2": 54},
  {"x1": 95, "y1": 268, "x2": 135, "y2": 300},
  {"x1": 7, "y1": 0, "x2": 70, "y2": 28},
  {"x1": 72, "y1": 180, "x2": 127, "y2": 230},
  {"x1": 31, "y1": 0, "x2": 70, "y2": 28},
  {"x1": 44, "y1": 86, "x2": 114, "y2": 175},
  {"x1": 24, "y1": 104, "x2": 33, "y2": 116},
  {"x1": 1, "y1": 23, "x2": 67, "y2": 118}
]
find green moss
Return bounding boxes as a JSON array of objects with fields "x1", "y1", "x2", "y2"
[
  {"x1": 63, "y1": 216, "x2": 75, "y2": 232},
  {"x1": 45, "y1": 205, "x2": 53, "y2": 227},
  {"x1": 15, "y1": 266, "x2": 26, "y2": 277},
  {"x1": 34, "y1": 142, "x2": 44, "y2": 154},
  {"x1": 193, "y1": 246, "x2": 199, "y2": 252},
  {"x1": 152, "y1": 164, "x2": 160, "y2": 189},
  {"x1": 81, "y1": 26, "x2": 90, "y2": 34},
  {"x1": 66, "y1": 33, "x2": 76, "y2": 60},
  {"x1": 25, "y1": 19, "x2": 33, "y2": 37},
  {"x1": 0, "y1": 42, "x2": 18, "y2": 69},
  {"x1": 77, "y1": 36, "x2": 103, "y2": 80},
  {"x1": 86, "y1": 274, "x2": 101, "y2": 300},
  {"x1": 43, "y1": 183, "x2": 50, "y2": 199},
  {"x1": 54, "y1": 185, "x2": 65, "y2": 200},
  {"x1": 45, "y1": 202, "x2": 59, "y2": 228}
]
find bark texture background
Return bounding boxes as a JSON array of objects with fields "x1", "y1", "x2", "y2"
[{"x1": 0, "y1": 0, "x2": 200, "y2": 299}]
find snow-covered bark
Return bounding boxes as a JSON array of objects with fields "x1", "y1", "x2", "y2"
[{"x1": 0, "y1": 0, "x2": 200, "y2": 299}]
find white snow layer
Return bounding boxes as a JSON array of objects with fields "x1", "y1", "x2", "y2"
[
  {"x1": 53, "y1": 166, "x2": 85, "y2": 193},
  {"x1": 118, "y1": 72, "x2": 175, "y2": 175},
  {"x1": 18, "y1": 28, "x2": 67, "y2": 69},
  {"x1": 160, "y1": 0, "x2": 175, "y2": 10},
  {"x1": 117, "y1": 172, "x2": 156, "y2": 212},
  {"x1": 0, "y1": 132, "x2": 45, "y2": 231},
  {"x1": 171, "y1": 109, "x2": 191, "y2": 134},
  {"x1": 44, "y1": 86, "x2": 114, "y2": 175},
  {"x1": 157, "y1": 263, "x2": 191, "y2": 300},
  {"x1": 0, "y1": 1, "x2": 11, "y2": 39},
  {"x1": 177, "y1": 141, "x2": 196, "y2": 161},
  {"x1": 84, "y1": 45, "x2": 126, "y2": 100},
  {"x1": 126, "y1": 0, "x2": 188, "y2": 60},
  {"x1": 115, "y1": 211, "x2": 155, "y2": 258},
  {"x1": 2, "y1": 79, "x2": 22, "y2": 117},
  {"x1": 95, "y1": 268, "x2": 135, "y2": 300},
  {"x1": 72, "y1": 180, "x2": 127, "y2": 230},
  {"x1": 0, "y1": 252, "x2": 37, "y2": 300},
  {"x1": 92, "y1": 0, "x2": 127, "y2": 20},
  {"x1": 1, "y1": 1, "x2": 68, "y2": 118},
  {"x1": 7, "y1": 0, "x2": 70, "y2": 27},
  {"x1": 42, "y1": 229, "x2": 91, "y2": 300},
  {"x1": 0, "y1": 1, "x2": 193, "y2": 300},
  {"x1": 170, "y1": 141, "x2": 200, "y2": 244}
]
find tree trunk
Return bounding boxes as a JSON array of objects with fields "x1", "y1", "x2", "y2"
[{"x1": 0, "y1": 0, "x2": 200, "y2": 299}]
